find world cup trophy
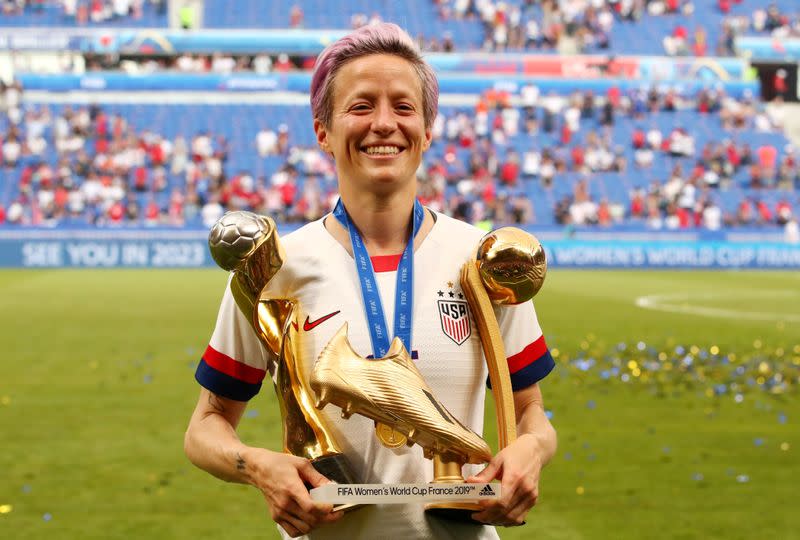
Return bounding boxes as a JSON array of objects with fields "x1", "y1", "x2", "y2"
[
  {"x1": 308, "y1": 226, "x2": 547, "y2": 523},
  {"x1": 208, "y1": 211, "x2": 359, "y2": 511}
]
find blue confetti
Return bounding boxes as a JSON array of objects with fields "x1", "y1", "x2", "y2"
[
  {"x1": 563, "y1": 452, "x2": 572, "y2": 461},
  {"x1": 143, "y1": 374, "x2": 153, "y2": 384},
  {"x1": 43, "y1": 513, "x2": 52, "y2": 522},
  {"x1": 692, "y1": 472, "x2": 704, "y2": 482},
  {"x1": 662, "y1": 446, "x2": 671, "y2": 454},
  {"x1": 545, "y1": 410, "x2": 554, "y2": 420},
  {"x1": 754, "y1": 438, "x2": 765, "y2": 447},
  {"x1": 736, "y1": 474, "x2": 750, "y2": 483},
  {"x1": 245, "y1": 409, "x2": 259, "y2": 419},
  {"x1": 586, "y1": 400, "x2": 596, "y2": 410},
  {"x1": 22, "y1": 484, "x2": 31, "y2": 494},
  {"x1": 778, "y1": 413, "x2": 787, "y2": 424},
  {"x1": 637, "y1": 341, "x2": 646, "y2": 351}
]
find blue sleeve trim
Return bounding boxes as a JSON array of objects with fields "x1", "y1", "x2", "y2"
[
  {"x1": 487, "y1": 350, "x2": 556, "y2": 391},
  {"x1": 195, "y1": 359, "x2": 262, "y2": 402}
]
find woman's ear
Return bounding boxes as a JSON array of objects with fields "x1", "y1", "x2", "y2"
[
  {"x1": 314, "y1": 118, "x2": 332, "y2": 155},
  {"x1": 422, "y1": 126, "x2": 433, "y2": 152}
]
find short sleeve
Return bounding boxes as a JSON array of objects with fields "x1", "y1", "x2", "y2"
[
  {"x1": 194, "y1": 278, "x2": 271, "y2": 401},
  {"x1": 490, "y1": 300, "x2": 555, "y2": 391}
]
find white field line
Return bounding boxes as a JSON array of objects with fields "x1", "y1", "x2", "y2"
[{"x1": 634, "y1": 291, "x2": 800, "y2": 323}]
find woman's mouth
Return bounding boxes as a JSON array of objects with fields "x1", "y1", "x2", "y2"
[{"x1": 361, "y1": 145, "x2": 404, "y2": 157}]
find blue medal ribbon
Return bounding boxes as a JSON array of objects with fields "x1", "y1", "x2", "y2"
[{"x1": 333, "y1": 198, "x2": 424, "y2": 358}]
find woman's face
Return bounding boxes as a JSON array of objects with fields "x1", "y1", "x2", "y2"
[{"x1": 314, "y1": 54, "x2": 432, "y2": 196}]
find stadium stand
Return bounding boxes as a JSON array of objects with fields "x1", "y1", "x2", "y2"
[
  {"x1": 0, "y1": 0, "x2": 798, "y2": 237},
  {"x1": 0, "y1": 0, "x2": 167, "y2": 27},
  {"x1": 1, "y1": 81, "x2": 796, "y2": 230},
  {"x1": 196, "y1": 0, "x2": 799, "y2": 56}
]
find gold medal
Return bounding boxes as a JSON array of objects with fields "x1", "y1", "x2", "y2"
[{"x1": 375, "y1": 422, "x2": 407, "y2": 448}]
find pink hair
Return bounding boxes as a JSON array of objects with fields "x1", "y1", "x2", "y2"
[{"x1": 310, "y1": 23, "x2": 439, "y2": 129}]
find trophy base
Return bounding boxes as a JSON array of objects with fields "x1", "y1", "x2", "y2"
[
  {"x1": 310, "y1": 453, "x2": 362, "y2": 514},
  {"x1": 425, "y1": 502, "x2": 482, "y2": 524},
  {"x1": 311, "y1": 453, "x2": 358, "y2": 484}
]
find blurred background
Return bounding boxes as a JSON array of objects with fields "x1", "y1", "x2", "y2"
[{"x1": 0, "y1": 1, "x2": 798, "y2": 539}]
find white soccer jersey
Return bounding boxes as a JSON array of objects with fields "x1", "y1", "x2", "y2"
[{"x1": 195, "y1": 210, "x2": 555, "y2": 540}]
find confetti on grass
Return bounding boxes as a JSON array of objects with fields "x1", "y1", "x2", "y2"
[{"x1": 552, "y1": 340, "x2": 799, "y2": 401}]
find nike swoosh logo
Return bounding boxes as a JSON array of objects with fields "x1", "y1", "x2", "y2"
[{"x1": 303, "y1": 310, "x2": 341, "y2": 332}]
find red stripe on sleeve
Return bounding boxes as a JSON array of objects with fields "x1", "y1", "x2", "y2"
[
  {"x1": 507, "y1": 335, "x2": 548, "y2": 374},
  {"x1": 370, "y1": 254, "x2": 402, "y2": 272},
  {"x1": 203, "y1": 345, "x2": 266, "y2": 384}
]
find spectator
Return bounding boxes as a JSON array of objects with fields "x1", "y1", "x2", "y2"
[
  {"x1": 786, "y1": 217, "x2": 799, "y2": 244},
  {"x1": 289, "y1": 4, "x2": 304, "y2": 28}
]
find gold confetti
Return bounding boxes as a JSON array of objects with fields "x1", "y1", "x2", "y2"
[
  {"x1": 754, "y1": 340, "x2": 762, "y2": 349},
  {"x1": 658, "y1": 352, "x2": 667, "y2": 361},
  {"x1": 89, "y1": 361, "x2": 99, "y2": 370},
  {"x1": 690, "y1": 345, "x2": 699, "y2": 355},
  {"x1": 0, "y1": 505, "x2": 12, "y2": 514},
  {"x1": 1, "y1": 396, "x2": 9, "y2": 406},
  {"x1": 576, "y1": 486, "x2": 585, "y2": 495},
  {"x1": 780, "y1": 443, "x2": 790, "y2": 451},
  {"x1": 551, "y1": 348, "x2": 559, "y2": 358},
  {"x1": 710, "y1": 346, "x2": 719, "y2": 355}
]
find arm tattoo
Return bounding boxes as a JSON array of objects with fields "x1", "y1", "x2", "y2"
[
  {"x1": 236, "y1": 452, "x2": 247, "y2": 472},
  {"x1": 208, "y1": 393, "x2": 226, "y2": 413}
]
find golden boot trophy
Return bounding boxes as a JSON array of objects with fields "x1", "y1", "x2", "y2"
[
  {"x1": 309, "y1": 227, "x2": 547, "y2": 523},
  {"x1": 208, "y1": 211, "x2": 359, "y2": 507}
]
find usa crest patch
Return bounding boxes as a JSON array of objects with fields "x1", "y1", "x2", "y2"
[{"x1": 438, "y1": 300, "x2": 471, "y2": 345}]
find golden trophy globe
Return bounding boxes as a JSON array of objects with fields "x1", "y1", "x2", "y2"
[{"x1": 208, "y1": 211, "x2": 359, "y2": 511}]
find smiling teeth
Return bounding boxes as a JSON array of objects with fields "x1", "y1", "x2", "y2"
[{"x1": 365, "y1": 146, "x2": 399, "y2": 155}]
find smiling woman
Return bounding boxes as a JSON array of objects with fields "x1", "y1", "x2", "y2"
[
  {"x1": 309, "y1": 24, "x2": 438, "y2": 256},
  {"x1": 313, "y1": 54, "x2": 432, "y2": 208},
  {"x1": 184, "y1": 22, "x2": 557, "y2": 540}
]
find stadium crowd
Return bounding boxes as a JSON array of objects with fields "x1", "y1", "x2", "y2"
[
  {"x1": 1, "y1": 0, "x2": 165, "y2": 22},
  {"x1": 1, "y1": 78, "x2": 797, "y2": 236},
  {"x1": 3, "y1": 0, "x2": 797, "y2": 59}
]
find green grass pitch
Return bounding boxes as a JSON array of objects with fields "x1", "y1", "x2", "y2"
[{"x1": 1, "y1": 269, "x2": 798, "y2": 539}]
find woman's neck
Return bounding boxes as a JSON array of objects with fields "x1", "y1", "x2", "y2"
[
  {"x1": 326, "y1": 186, "x2": 434, "y2": 257},
  {"x1": 344, "y1": 190, "x2": 415, "y2": 255}
]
